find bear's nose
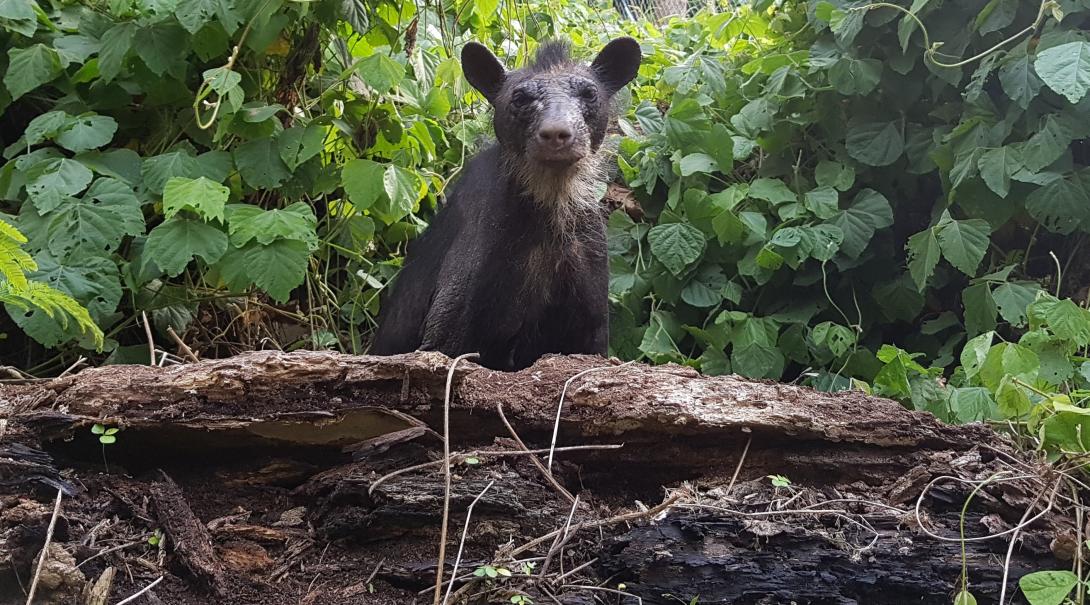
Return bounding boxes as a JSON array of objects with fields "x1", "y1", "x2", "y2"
[{"x1": 536, "y1": 122, "x2": 574, "y2": 149}]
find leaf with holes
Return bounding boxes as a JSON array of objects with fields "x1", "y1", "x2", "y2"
[
  {"x1": 1019, "y1": 570, "x2": 1079, "y2": 605},
  {"x1": 163, "y1": 176, "x2": 229, "y2": 222},
  {"x1": 1025, "y1": 173, "x2": 1090, "y2": 235},
  {"x1": 25, "y1": 158, "x2": 94, "y2": 213},
  {"x1": 55, "y1": 114, "x2": 118, "y2": 153},
  {"x1": 46, "y1": 178, "x2": 144, "y2": 258}
]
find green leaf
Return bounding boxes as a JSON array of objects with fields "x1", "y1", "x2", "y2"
[
  {"x1": 9, "y1": 252, "x2": 120, "y2": 347},
  {"x1": 144, "y1": 216, "x2": 229, "y2": 276},
  {"x1": 142, "y1": 150, "x2": 231, "y2": 195},
  {"x1": 1019, "y1": 114, "x2": 1074, "y2": 173},
  {"x1": 960, "y1": 331, "x2": 994, "y2": 380},
  {"x1": 56, "y1": 115, "x2": 118, "y2": 154},
  {"x1": 953, "y1": 590, "x2": 977, "y2": 605},
  {"x1": 815, "y1": 160, "x2": 855, "y2": 191},
  {"x1": 906, "y1": 228, "x2": 940, "y2": 291},
  {"x1": 996, "y1": 377, "x2": 1032, "y2": 417},
  {"x1": 999, "y1": 43, "x2": 1044, "y2": 110},
  {"x1": 133, "y1": 23, "x2": 188, "y2": 76},
  {"x1": 731, "y1": 342, "x2": 784, "y2": 380},
  {"x1": 976, "y1": 0, "x2": 1016, "y2": 35},
  {"x1": 53, "y1": 35, "x2": 99, "y2": 65},
  {"x1": 4, "y1": 44, "x2": 62, "y2": 100},
  {"x1": 828, "y1": 57, "x2": 881, "y2": 96},
  {"x1": 342, "y1": 159, "x2": 385, "y2": 210},
  {"x1": 175, "y1": 0, "x2": 228, "y2": 33},
  {"x1": 977, "y1": 147, "x2": 1022, "y2": 198},
  {"x1": 242, "y1": 239, "x2": 309, "y2": 302},
  {"x1": 0, "y1": 0, "x2": 34, "y2": 21},
  {"x1": 1019, "y1": 570, "x2": 1079, "y2": 605},
  {"x1": 358, "y1": 53, "x2": 405, "y2": 93},
  {"x1": 846, "y1": 120, "x2": 904, "y2": 167},
  {"x1": 279, "y1": 126, "x2": 326, "y2": 171},
  {"x1": 804, "y1": 187, "x2": 838, "y2": 219},
  {"x1": 1038, "y1": 297, "x2": 1090, "y2": 346},
  {"x1": 1025, "y1": 173, "x2": 1090, "y2": 235},
  {"x1": 234, "y1": 138, "x2": 291, "y2": 190},
  {"x1": 712, "y1": 210, "x2": 746, "y2": 245},
  {"x1": 163, "y1": 176, "x2": 229, "y2": 222},
  {"x1": 46, "y1": 178, "x2": 144, "y2": 258},
  {"x1": 679, "y1": 153, "x2": 717, "y2": 176},
  {"x1": 828, "y1": 189, "x2": 893, "y2": 258},
  {"x1": 227, "y1": 202, "x2": 317, "y2": 248},
  {"x1": 948, "y1": 387, "x2": 997, "y2": 423},
  {"x1": 680, "y1": 265, "x2": 727, "y2": 308},
  {"x1": 1035, "y1": 42, "x2": 1090, "y2": 104},
  {"x1": 935, "y1": 216, "x2": 990, "y2": 276},
  {"x1": 26, "y1": 158, "x2": 94, "y2": 213},
  {"x1": 25, "y1": 111, "x2": 69, "y2": 146},
  {"x1": 98, "y1": 22, "x2": 135, "y2": 83},
  {"x1": 992, "y1": 282, "x2": 1040, "y2": 327},
  {"x1": 747, "y1": 178, "x2": 796, "y2": 205},
  {"x1": 963, "y1": 282, "x2": 997, "y2": 336},
  {"x1": 375, "y1": 165, "x2": 423, "y2": 225},
  {"x1": 648, "y1": 223, "x2": 706, "y2": 276}
]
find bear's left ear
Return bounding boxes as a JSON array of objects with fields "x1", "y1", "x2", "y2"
[
  {"x1": 591, "y1": 37, "x2": 642, "y2": 96},
  {"x1": 462, "y1": 42, "x2": 507, "y2": 103}
]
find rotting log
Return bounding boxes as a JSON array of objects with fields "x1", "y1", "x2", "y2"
[{"x1": 0, "y1": 350, "x2": 1073, "y2": 604}]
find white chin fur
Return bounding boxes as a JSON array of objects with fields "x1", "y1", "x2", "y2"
[{"x1": 503, "y1": 143, "x2": 612, "y2": 238}]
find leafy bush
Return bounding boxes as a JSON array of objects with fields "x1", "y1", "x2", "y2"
[{"x1": 610, "y1": 0, "x2": 1090, "y2": 397}]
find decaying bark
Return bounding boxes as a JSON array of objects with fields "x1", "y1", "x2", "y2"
[{"x1": 0, "y1": 351, "x2": 1073, "y2": 604}]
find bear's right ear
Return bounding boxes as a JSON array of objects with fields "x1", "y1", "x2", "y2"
[{"x1": 462, "y1": 42, "x2": 507, "y2": 103}]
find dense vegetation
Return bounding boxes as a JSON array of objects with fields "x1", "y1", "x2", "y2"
[{"x1": 4, "y1": 0, "x2": 1090, "y2": 435}]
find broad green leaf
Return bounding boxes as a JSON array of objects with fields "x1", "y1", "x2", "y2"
[
  {"x1": 133, "y1": 23, "x2": 188, "y2": 76},
  {"x1": 142, "y1": 150, "x2": 231, "y2": 195},
  {"x1": 828, "y1": 189, "x2": 893, "y2": 258},
  {"x1": 8, "y1": 252, "x2": 118, "y2": 347},
  {"x1": 76, "y1": 149, "x2": 143, "y2": 185},
  {"x1": 996, "y1": 377, "x2": 1032, "y2": 417},
  {"x1": 906, "y1": 228, "x2": 940, "y2": 291},
  {"x1": 358, "y1": 53, "x2": 406, "y2": 93},
  {"x1": 731, "y1": 342, "x2": 784, "y2": 380},
  {"x1": 1019, "y1": 570, "x2": 1079, "y2": 605},
  {"x1": 648, "y1": 223, "x2": 706, "y2": 276},
  {"x1": 46, "y1": 178, "x2": 144, "y2": 257},
  {"x1": 810, "y1": 321, "x2": 855, "y2": 357},
  {"x1": 98, "y1": 22, "x2": 135, "y2": 83},
  {"x1": 163, "y1": 176, "x2": 228, "y2": 222},
  {"x1": 935, "y1": 217, "x2": 990, "y2": 276},
  {"x1": 639, "y1": 310, "x2": 683, "y2": 359},
  {"x1": 144, "y1": 216, "x2": 228, "y2": 276},
  {"x1": 0, "y1": 0, "x2": 34, "y2": 22},
  {"x1": 1038, "y1": 297, "x2": 1090, "y2": 346},
  {"x1": 748, "y1": 178, "x2": 796, "y2": 205},
  {"x1": 976, "y1": 0, "x2": 1016, "y2": 34},
  {"x1": 680, "y1": 265, "x2": 727, "y2": 308},
  {"x1": 25, "y1": 111, "x2": 68, "y2": 146},
  {"x1": 815, "y1": 160, "x2": 855, "y2": 191},
  {"x1": 948, "y1": 387, "x2": 997, "y2": 423},
  {"x1": 56, "y1": 115, "x2": 118, "y2": 153},
  {"x1": 1019, "y1": 114, "x2": 1073, "y2": 173},
  {"x1": 960, "y1": 331, "x2": 994, "y2": 380},
  {"x1": 4, "y1": 44, "x2": 62, "y2": 100},
  {"x1": 234, "y1": 138, "x2": 291, "y2": 190},
  {"x1": 53, "y1": 35, "x2": 99, "y2": 65},
  {"x1": 828, "y1": 56, "x2": 881, "y2": 96},
  {"x1": 175, "y1": 0, "x2": 226, "y2": 33},
  {"x1": 992, "y1": 282, "x2": 1039, "y2": 327},
  {"x1": 1025, "y1": 173, "x2": 1090, "y2": 235},
  {"x1": 977, "y1": 147, "x2": 1022, "y2": 198},
  {"x1": 963, "y1": 282, "x2": 997, "y2": 337},
  {"x1": 668, "y1": 98, "x2": 713, "y2": 147},
  {"x1": 679, "y1": 153, "x2": 717, "y2": 176},
  {"x1": 227, "y1": 202, "x2": 318, "y2": 249},
  {"x1": 279, "y1": 126, "x2": 326, "y2": 171},
  {"x1": 25, "y1": 158, "x2": 94, "y2": 213},
  {"x1": 804, "y1": 187, "x2": 839, "y2": 219},
  {"x1": 999, "y1": 42, "x2": 1043, "y2": 110},
  {"x1": 1035, "y1": 42, "x2": 1090, "y2": 104},
  {"x1": 202, "y1": 66, "x2": 241, "y2": 94},
  {"x1": 953, "y1": 590, "x2": 977, "y2": 605},
  {"x1": 712, "y1": 209, "x2": 746, "y2": 245},
  {"x1": 846, "y1": 120, "x2": 904, "y2": 167},
  {"x1": 342, "y1": 159, "x2": 385, "y2": 210},
  {"x1": 375, "y1": 165, "x2": 423, "y2": 225},
  {"x1": 243, "y1": 239, "x2": 310, "y2": 302}
]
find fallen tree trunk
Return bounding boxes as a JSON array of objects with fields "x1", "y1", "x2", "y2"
[{"x1": 0, "y1": 351, "x2": 1073, "y2": 604}]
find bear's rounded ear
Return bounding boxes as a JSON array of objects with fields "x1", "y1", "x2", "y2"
[
  {"x1": 462, "y1": 42, "x2": 507, "y2": 103},
  {"x1": 591, "y1": 37, "x2": 642, "y2": 96}
]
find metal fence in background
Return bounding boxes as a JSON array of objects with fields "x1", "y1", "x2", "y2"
[{"x1": 613, "y1": 0, "x2": 733, "y2": 20}]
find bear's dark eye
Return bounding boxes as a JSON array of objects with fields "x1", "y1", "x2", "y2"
[
  {"x1": 578, "y1": 86, "x2": 597, "y2": 101},
  {"x1": 511, "y1": 90, "x2": 534, "y2": 107}
]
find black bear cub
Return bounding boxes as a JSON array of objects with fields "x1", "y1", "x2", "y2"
[{"x1": 370, "y1": 37, "x2": 642, "y2": 371}]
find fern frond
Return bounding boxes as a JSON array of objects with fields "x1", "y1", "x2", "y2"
[
  {"x1": 0, "y1": 280, "x2": 105, "y2": 350},
  {"x1": 0, "y1": 217, "x2": 36, "y2": 289}
]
